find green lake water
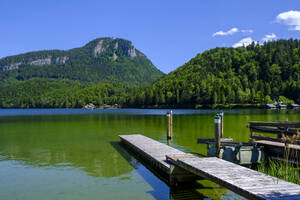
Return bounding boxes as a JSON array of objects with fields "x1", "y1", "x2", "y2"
[{"x1": 0, "y1": 108, "x2": 299, "y2": 200}]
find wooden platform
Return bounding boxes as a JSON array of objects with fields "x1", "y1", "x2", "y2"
[
  {"x1": 255, "y1": 140, "x2": 300, "y2": 151},
  {"x1": 119, "y1": 134, "x2": 197, "y2": 183},
  {"x1": 119, "y1": 134, "x2": 300, "y2": 200},
  {"x1": 167, "y1": 155, "x2": 300, "y2": 200}
]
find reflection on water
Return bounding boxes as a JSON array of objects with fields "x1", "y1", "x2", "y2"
[{"x1": 0, "y1": 109, "x2": 299, "y2": 199}]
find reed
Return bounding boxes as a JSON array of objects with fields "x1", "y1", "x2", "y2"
[
  {"x1": 257, "y1": 159, "x2": 300, "y2": 185},
  {"x1": 258, "y1": 130, "x2": 300, "y2": 185},
  {"x1": 280, "y1": 130, "x2": 300, "y2": 165}
]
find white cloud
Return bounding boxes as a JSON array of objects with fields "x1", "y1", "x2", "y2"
[
  {"x1": 276, "y1": 10, "x2": 300, "y2": 31},
  {"x1": 241, "y1": 29, "x2": 253, "y2": 34},
  {"x1": 212, "y1": 27, "x2": 239, "y2": 37},
  {"x1": 232, "y1": 37, "x2": 257, "y2": 48},
  {"x1": 261, "y1": 33, "x2": 277, "y2": 42}
]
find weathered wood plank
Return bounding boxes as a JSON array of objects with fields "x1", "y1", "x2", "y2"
[
  {"x1": 197, "y1": 137, "x2": 233, "y2": 144},
  {"x1": 249, "y1": 121, "x2": 300, "y2": 128},
  {"x1": 119, "y1": 134, "x2": 186, "y2": 174},
  {"x1": 167, "y1": 156, "x2": 300, "y2": 200},
  {"x1": 252, "y1": 135, "x2": 300, "y2": 145},
  {"x1": 250, "y1": 126, "x2": 298, "y2": 135},
  {"x1": 255, "y1": 140, "x2": 300, "y2": 150}
]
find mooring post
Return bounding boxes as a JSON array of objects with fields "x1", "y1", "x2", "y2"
[
  {"x1": 220, "y1": 112, "x2": 224, "y2": 138},
  {"x1": 214, "y1": 114, "x2": 221, "y2": 158},
  {"x1": 166, "y1": 111, "x2": 172, "y2": 140},
  {"x1": 170, "y1": 110, "x2": 173, "y2": 138}
]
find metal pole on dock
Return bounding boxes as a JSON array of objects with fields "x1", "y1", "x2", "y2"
[
  {"x1": 214, "y1": 114, "x2": 221, "y2": 158},
  {"x1": 220, "y1": 112, "x2": 224, "y2": 138},
  {"x1": 166, "y1": 111, "x2": 172, "y2": 140}
]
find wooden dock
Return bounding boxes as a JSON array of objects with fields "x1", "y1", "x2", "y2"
[
  {"x1": 167, "y1": 155, "x2": 300, "y2": 200},
  {"x1": 119, "y1": 134, "x2": 197, "y2": 184},
  {"x1": 119, "y1": 134, "x2": 300, "y2": 200}
]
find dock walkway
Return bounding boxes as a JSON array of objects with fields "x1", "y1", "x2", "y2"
[
  {"x1": 119, "y1": 134, "x2": 300, "y2": 200},
  {"x1": 119, "y1": 134, "x2": 195, "y2": 181}
]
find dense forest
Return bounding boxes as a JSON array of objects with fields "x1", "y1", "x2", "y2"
[
  {"x1": 128, "y1": 39, "x2": 300, "y2": 108},
  {"x1": 0, "y1": 39, "x2": 299, "y2": 108}
]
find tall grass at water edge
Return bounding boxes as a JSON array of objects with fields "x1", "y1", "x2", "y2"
[{"x1": 257, "y1": 159, "x2": 300, "y2": 184}]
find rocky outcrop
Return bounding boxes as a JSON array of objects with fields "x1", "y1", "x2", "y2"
[
  {"x1": 93, "y1": 39, "x2": 137, "y2": 58},
  {"x1": 114, "y1": 41, "x2": 118, "y2": 49},
  {"x1": 30, "y1": 57, "x2": 52, "y2": 65},
  {"x1": 1, "y1": 62, "x2": 22, "y2": 71},
  {"x1": 94, "y1": 40, "x2": 105, "y2": 56},
  {"x1": 0, "y1": 56, "x2": 69, "y2": 71},
  {"x1": 127, "y1": 47, "x2": 137, "y2": 58}
]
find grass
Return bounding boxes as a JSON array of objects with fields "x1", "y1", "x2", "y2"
[
  {"x1": 257, "y1": 159, "x2": 300, "y2": 185},
  {"x1": 257, "y1": 131, "x2": 300, "y2": 185}
]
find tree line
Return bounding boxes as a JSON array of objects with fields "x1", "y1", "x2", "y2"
[{"x1": 0, "y1": 39, "x2": 299, "y2": 108}]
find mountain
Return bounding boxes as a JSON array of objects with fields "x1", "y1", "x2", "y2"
[
  {"x1": 0, "y1": 38, "x2": 164, "y2": 84},
  {"x1": 126, "y1": 39, "x2": 300, "y2": 108},
  {"x1": 1, "y1": 39, "x2": 299, "y2": 108}
]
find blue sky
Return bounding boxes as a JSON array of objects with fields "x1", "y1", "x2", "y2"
[{"x1": 1, "y1": 0, "x2": 300, "y2": 73}]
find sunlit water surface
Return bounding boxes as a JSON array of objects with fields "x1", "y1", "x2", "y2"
[{"x1": 0, "y1": 108, "x2": 299, "y2": 200}]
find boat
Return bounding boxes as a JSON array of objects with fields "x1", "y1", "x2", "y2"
[
  {"x1": 266, "y1": 104, "x2": 276, "y2": 109},
  {"x1": 290, "y1": 103, "x2": 300, "y2": 109},
  {"x1": 84, "y1": 103, "x2": 95, "y2": 109},
  {"x1": 278, "y1": 103, "x2": 287, "y2": 109}
]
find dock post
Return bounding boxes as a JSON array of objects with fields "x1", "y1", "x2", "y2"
[
  {"x1": 214, "y1": 114, "x2": 221, "y2": 158},
  {"x1": 220, "y1": 112, "x2": 224, "y2": 138},
  {"x1": 250, "y1": 131, "x2": 255, "y2": 138},
  {"x1": 167, "y1": 111, "x2": 172, "y2": 140}
]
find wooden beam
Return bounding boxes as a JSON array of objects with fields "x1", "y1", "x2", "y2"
[
  {"x1": 250, "y1": 126, "x2": 298, "y2": 135},
  {"x1": 251, "y1": 135, "x2": 300, "y2": 145},
  {"x1": 249, "y1": 121, "x2": 300, "y2": 128},
  {"x1": 197, "y1": 138, "x2": 233, "y2": 144}
]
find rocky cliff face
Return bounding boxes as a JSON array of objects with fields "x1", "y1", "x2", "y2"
[
  {"x1": 127, "y1": 47, "x2": 137, "y2": 58},
  {"x1": 92, "y1": 38, "x2": 137, "y2": 58},
  {"x1": 0, "y1": 56, "x2": 69, "y2": 71},
  {"x1": 0, "y1": 38, "x2": 142, "y2": 71},
  {"x1": 94, "y1": 40, "x2": 105, "y2": 56}
]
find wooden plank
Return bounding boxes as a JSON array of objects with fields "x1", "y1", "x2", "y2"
[
  {"x1": 252, "y1": 135, "x2": 300, "y2": 145},
  {"x1": 167, "y1": 155, "x2": 300, "y2": 200},
  {"x1": 197, "y1": 137, "x2": 233, "y2": 144},
  {"x1": 250, "y1": 126, "x2": 298, "y2": 135},
  {"x1": 119, "y1": 134, "x2": 186, "y2": 174},
  {"x1": 255, "y1": 140, "x2": 300, "y2": 150},
  {"x1": 249, "y1": 121, "x2": 300, "y2": 128}
]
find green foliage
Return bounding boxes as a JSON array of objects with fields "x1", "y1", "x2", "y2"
[
  {"x1": 125, "y1": 39, "x2": 300, "y2": 108},
  {"x1": 0, "y1": 39, "x2": 299, "y2": 108},
  {"x1": 0, "y1": 38, "x2": 164, "y2": 85},
  {"x1": 257, "y1": 159, "x2": 300, "y2": 185},
  {"x1": 0, "y1": 78, "x2": 135, "y2": 108},
  {"x1": 278, "y1": 96, "x2": 294, "y2": 105}
]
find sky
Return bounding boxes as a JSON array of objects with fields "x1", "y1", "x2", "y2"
[{"x1": 0, "y1": 0, "x2": 300, "y2": 73}]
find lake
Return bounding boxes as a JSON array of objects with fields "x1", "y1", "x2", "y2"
[{"x1": 0, "y1": 108, "x2": 299, "y2": 200}]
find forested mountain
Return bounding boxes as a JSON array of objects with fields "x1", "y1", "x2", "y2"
[
  {"x1": 0, "y1": 38, "x2": 164, "y2": 84},
  {"x1": 0, "y1": 39, "x2": 299, "y2": 108},
  {"x1": 127, "y1": 39, "x2": 300, "y2": 108}
]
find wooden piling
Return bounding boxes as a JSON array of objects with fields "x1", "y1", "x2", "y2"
[
  {"x1": 167, "y1": 111, "x2": 172, "y2": 140},
  {"x1": 214, "y1": 114, "x2": 221, "y2": 158},
  {"x1": 220, "y1": 112, "x2": 224, "y2": 138}
]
